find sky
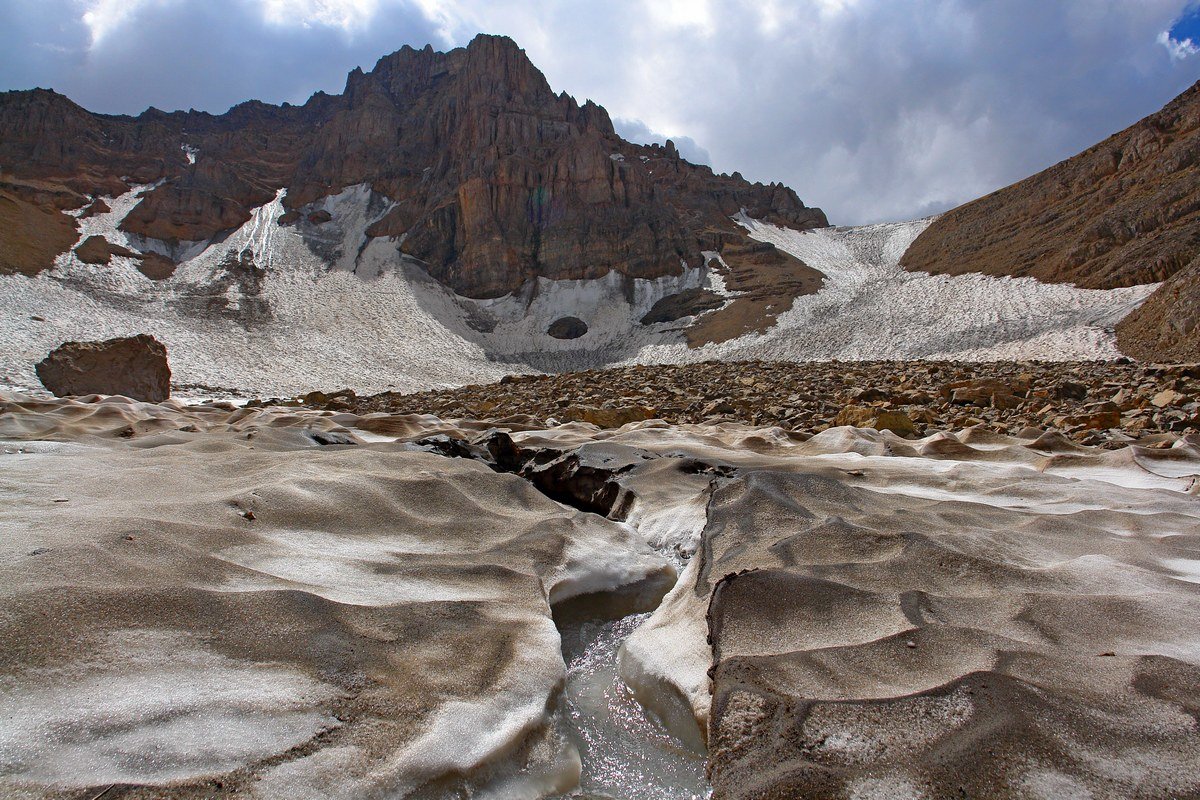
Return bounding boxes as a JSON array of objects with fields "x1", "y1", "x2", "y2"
[{"x1": 3, "y1": 0, "x2": 1200, "y2": 225}]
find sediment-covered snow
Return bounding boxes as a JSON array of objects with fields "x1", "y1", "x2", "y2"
[
  {"x1": 2, "y1": 396, "x2": 1198, "y2": 797},
  {"x1": 0, "y1": 629, "x2": 337, "y2": 788},
  {"x1": 0, "y1": 396, "x2": 675, "y2": 798}
]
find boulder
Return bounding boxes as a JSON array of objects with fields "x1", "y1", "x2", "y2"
[
  {"x1": 35, "y1": 335, "x2": 171, "y2": 401},
  {"x1": 560, "y1": 405, "x2": 654, "y2": 428},
  {"x1": 1054, "y1": 381, "x2": 1089, "y2": 401},
  {"x1": 872, "y1": 410, "x2": 917, "y2": 437},
  {"x1": 1065, "y1": 402, "x2": 1121, "y2": 430},
  {"x1": 835, "y1": 407, "x2": 916, "y2": 437},
  {"x1": 702, "y1": 400, "x2": 736, "y2": 416},
  {"x1": 944, "y1": 378, "x2": 1022, "y2": 409},
  {"x1": 834, "y1": 406, "x2": 878, "y2": 428},
  {"x1": 1152, "y1": 389, "x2": 1187, "y2": 408}
]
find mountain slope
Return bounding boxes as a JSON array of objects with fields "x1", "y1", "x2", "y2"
[
  {"x1": 1116, "y1": 254, "x2": 1200, "y2": 361},
  {"x1": 900, "y1": 80, "x2": 1200, "y2": 293},
  {"x1": 0, "y1": 34, "x2": 825, "y2": 302}
]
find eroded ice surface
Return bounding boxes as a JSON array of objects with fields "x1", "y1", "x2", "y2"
[{"x1": 3, "y1": 391, "x2": 1199, "y2": 798}]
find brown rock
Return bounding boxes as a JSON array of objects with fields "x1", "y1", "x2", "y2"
[
  {"x1": 848, "y1": 387, "x2": 888, "y2": 402},
  {"x1": 74, "y1": 235, "x2": 137, "y2": 265},
  {"x1": 136, "y1": 252, "x2": 178, "y2": 280},
  {"x1": 945, "y1": 379, "x2": 1020, "y2": 408},
  {"x1": 834, "y1": 406, "x2": 877, "y2": 428},
  {"x1": 872, "y1": 410, "x2": 916, "y2": 437},
  {"x1": 1055, "y1": 381, "x2": 1089, "y2": 401},
  {"x1": 35, "y1": 334, "x2": 171, "y2": 402},
  {"x1": 1152, "y1": 389, "x2": 1187, "y2": 408},
  {"x1": 0, "y1": 187, "x2": 79, "y2": 276},
  {"x1": 1065, "y1": 402, "x2": 1121, "y2": 430},
  {"x1": 1117, "y1": 256, "x2": 1200, "y2": 362},
  {"x1": 560, "y1": 405, "x2": 654, "y2": 428}
]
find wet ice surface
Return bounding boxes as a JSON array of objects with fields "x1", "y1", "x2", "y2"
[{"x1": 558, "y1": 613, "x2": 710, "y2": 800}]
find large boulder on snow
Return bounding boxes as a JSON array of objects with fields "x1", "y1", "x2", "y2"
[{"x1": 36, "y1": 334, "x2": 171, "y2": 401}]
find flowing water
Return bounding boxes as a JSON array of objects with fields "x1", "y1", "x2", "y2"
[{"x1": 557, "y1": 613, "x2": 710, "y2": 800}]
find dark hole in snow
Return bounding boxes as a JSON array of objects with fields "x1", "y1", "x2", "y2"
[{"x1": 548, "y1": 316, "x2": 588, "y2": 339}]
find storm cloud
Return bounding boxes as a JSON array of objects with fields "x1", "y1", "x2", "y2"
[{"x1": 3, "y1": 0, "x2": 1199, "y2": 223}]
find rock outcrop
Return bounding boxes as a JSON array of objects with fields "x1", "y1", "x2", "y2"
[
  {"x1": 73, "y1": 235, "x2": 138, "y2": 265},
  {"x1": 640, "y1": 288, "x2": 726, "y2": 325},
  {"x1": 0, "y1": 183, "x2": 80, "y2": 276},
  {"x1": 0, "y1": 35, "x2": 826, "y2": 302},
  {"x1": 36, "y1": 334, "x2": 171, "y2": 401}
]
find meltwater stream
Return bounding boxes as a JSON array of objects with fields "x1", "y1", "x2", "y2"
[{"x1": 557, "y1": 613, "x2": 710, "y2": 800}]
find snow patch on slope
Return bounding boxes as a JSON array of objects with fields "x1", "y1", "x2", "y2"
[
  {"x1": 0, "y1": 187, "x2": 1162, "y2": 397},
  {"x1": 0, "y1": 185, "x2": 508, "y2": 395},
  {"x1": 635, "y1": 219, "x2": 1156, "y2": 365}
]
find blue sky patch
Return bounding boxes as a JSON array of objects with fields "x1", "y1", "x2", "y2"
[{"x1": 1164, "y1": 3, "x2": 1200, "y2": 59}]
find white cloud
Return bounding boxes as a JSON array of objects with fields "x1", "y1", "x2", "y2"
[
  {"x1": 81, "y1": 0, "x2": 155, "y2": 44},
  {"x1": 260, "y1": 0, "x2": 382, "y2": 30},
  {"x1": 1159, "y1": 29, "x2": 1200, "y2": 60},
  {"x1": 408, "y1": 0, "x2": 463, "y2": 45},
  {"x1": 645, "y1": 0, "x2": 715, "y2": 36}
]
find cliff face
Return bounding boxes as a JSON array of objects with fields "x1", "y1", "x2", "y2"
[
  {"x1": 0, "y1": 34, "x2": 826, "y2": 299},
  {"x1": 900, "y1": 81, "x2": 1200, "y2": 292}
]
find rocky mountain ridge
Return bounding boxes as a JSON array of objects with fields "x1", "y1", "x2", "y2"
[{"x1": 0, "y1": 34, "x2": 826, "y2": 300}]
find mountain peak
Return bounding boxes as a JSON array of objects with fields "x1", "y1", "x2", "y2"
[
  {"x1": 0, "y1": 36, "x2": 825, "y2": 314},
  {"x1": 465, "y1": 32, "x2": 522, "y2": 51}
]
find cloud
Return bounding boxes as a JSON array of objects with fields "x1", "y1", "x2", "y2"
[
  {"x1": 2, "y1": 0, "x2": 1199, "y2": 224},
  {"x1": 1160, "y1": 3, "x2": 1200, "y2": 60},
  {"x1": 1160, "y1": 30, "x2": 1199, "y2": 60},
  {"x1": 82, "y1": 0, "x2": 154, "y2": 44},
  {"x1": 2, "y1": 0, "x2": 440, "y2": 113},
  {"x1": 259, "y1": 0, "x2": 382, "y2": 30}
]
